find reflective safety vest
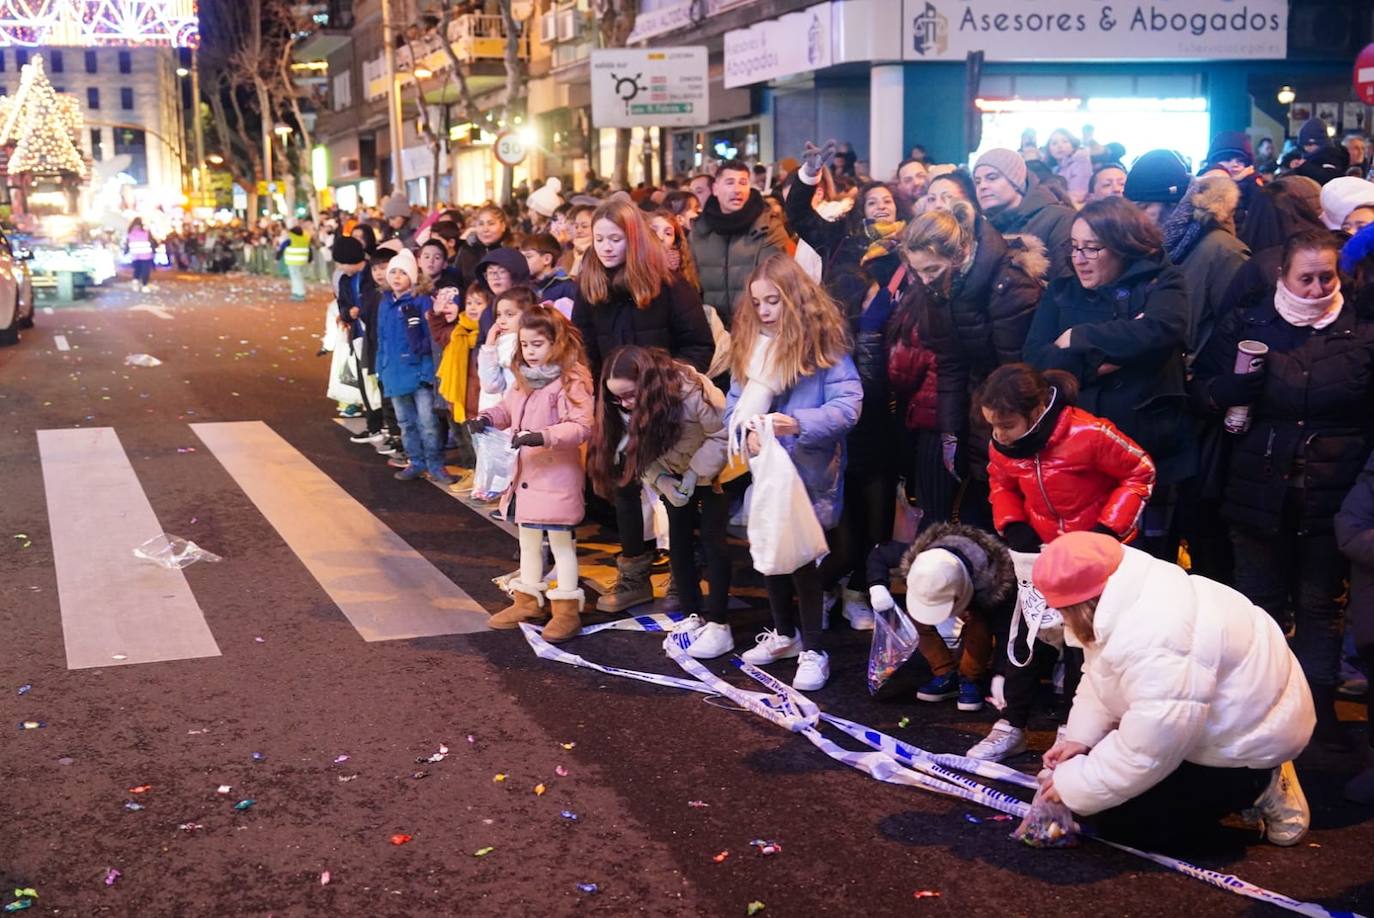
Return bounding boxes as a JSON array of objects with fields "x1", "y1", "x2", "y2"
[
  {"x1": 283, "y1": 230, "x2": 311, "y2": 266},
  {"x1": 127, "y1": 228, "x2": 154, "y2": 260}
]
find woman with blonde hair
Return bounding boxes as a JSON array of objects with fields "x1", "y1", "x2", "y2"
[
  {"x1": 571, "y1": 195, "x2": 714, "y2": 614},
  {"x1": 726, "y1": 253, "x2": 862, "y2": 691}
]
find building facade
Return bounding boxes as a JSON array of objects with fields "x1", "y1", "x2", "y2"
[{"x1": 0, "y1": 45, "x2": 186, "y2": 206}]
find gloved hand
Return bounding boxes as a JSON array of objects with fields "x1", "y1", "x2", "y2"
[
  {"x1": 510, "y1": 430, "x2": 545, "y2": 449},
  {"x1": 940, "y1": 432, "x2": 962, "y2": 483},
  {"x1": 1091, "y1": 522, "x2": 1119, "y2": 539},
  {"x1": 868, "y1": 585, "x2": 895, "y2": 613},
  {"x1": 656, "y1": 474, "x2": 689, "y2": 507},
  {"x1": 1002, "y1": 521, "x2": 1043, "y2": 554},
  {"x1": 988, "y1": 674, "x2": 1007, "y2": 711},
  {"x1": 1206, "y1": 369, "x2": 1266, "y2": 409},
  {"x1": 465, "y1": 416, "x2": 490, "y2": 434},
  {"x1": 801, "y1": 139, "x2": 838, "y2": 178}
]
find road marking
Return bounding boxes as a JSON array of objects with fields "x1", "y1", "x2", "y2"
[
  {"x1": 53, "y1": 335, "x2": 69, "y2": 351},
  {"x1": 37, "y1": 428, "x2": 222, "y2": 669},
  {"x1": 192, "y1": 420, "x2": 491, "y2": 639},
  {"x1": 130, "y1": 304, "x2": 174, "y2": 320}
]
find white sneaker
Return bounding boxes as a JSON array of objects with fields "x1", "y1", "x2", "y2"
[
  {"x1": 841, "y1": 589, "x2": 875, "y2": 631},
  {"x1": 686, "y1": 621, "x2": 734, "y2": 660},
  {"x1": 966, "y1": 719, "x2": 1028, "y2": 762},
  {"x1": 672, "y1": 613, "x2": 704, "y2": 637},
  {"x1": 740, "y1": 629, "x2": 802, "y2": 665},
  {"x1": 1255, "y1": 761, "x2": 1310, "y2": 846},
  {"x1": 792, "y1": 650, "x2": 830, "y2": 691}
]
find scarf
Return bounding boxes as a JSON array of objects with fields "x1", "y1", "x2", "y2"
[
  {"x1": 1273, "y1": 278, "x2": 1343, "y2": 329},
  {"x1": 1161, "y1": 187, "x2": 1206, "y2": 265},
  {"x1": 519, "y1": 363, "x2": 563, "y2": 388},
  {"x1": 990, "y1": 387, "x2": 1067, "y2": 460},
  {"x1": 861, "y1": 219, "x2": 907, "y2": 264},
  {"x1": 699, "y1": 189, "x2": 766, "y2": 237},
  {"x1": 436, "y1": 313, "x2": 479, "y2": 417},
  {"x1": 727, "y1": 333, "x2": 784, "y2": 459}
]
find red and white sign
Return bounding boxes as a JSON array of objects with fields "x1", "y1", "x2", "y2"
[
  {"x1": 1356, "y1": 43, "x2": 1374, "y2": 105},
  {"x1": 493, "y1": 131, "x2": 528, "y2": 167}
]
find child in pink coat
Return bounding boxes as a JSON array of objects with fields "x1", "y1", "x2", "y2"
[{"x1": 467, "y1": 305, "x2": 595, "y2": 642}]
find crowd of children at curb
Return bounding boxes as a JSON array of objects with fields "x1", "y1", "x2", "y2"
[{"x1": 315, "y1": 125, "x2": 1374, "y2": 847}]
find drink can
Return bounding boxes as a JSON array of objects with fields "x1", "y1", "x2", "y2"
[{"x1": 1223, "y1": 340, "x2": 1268, "y2": 434}]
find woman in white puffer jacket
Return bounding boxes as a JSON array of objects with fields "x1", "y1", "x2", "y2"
[{"x1": 1033, "y1": 532, "x2": 1316, "y2": 850}]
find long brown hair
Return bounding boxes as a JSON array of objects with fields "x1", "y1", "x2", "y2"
[
  {"x1": 1059, "y1": 596, "x2": 1099, "y2": 647},
  {"x1": 650, "y1": 208, "x2": 701, "y2": 293},
  {"x1": 1075, "y1": 196, "x2": 1163, "y2": 260},
  {"x1": 728, "y1": 253, "x2": 850, "y2": 390},
  {"x1": 586, "y1": 345, "x2": 698, "y2": 498},
  {"x1": 577, "y1": 197, "x2": 671, "y2": 308},
  {"x1": 512, "y1": 304, "x2": 589, "y2": 396}
]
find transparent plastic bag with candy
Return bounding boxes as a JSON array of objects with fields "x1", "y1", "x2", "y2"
[
  {"x1": 471, "y1": 428, "x2": 517, "y2": 499},
  {"x1": 866, "y1": 605, "x2": 924, "y2": 700},
  {"x1": 1013, "y1": 783, "x2": 1080, "y2": 849}
]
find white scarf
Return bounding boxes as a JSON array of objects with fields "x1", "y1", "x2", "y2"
[
  {"x1": 1273, "y1": 278, "x2": 1343, "y2": 330},
  {"x1": 727, "y1": 333, "x2": 784, "y2": 459}
]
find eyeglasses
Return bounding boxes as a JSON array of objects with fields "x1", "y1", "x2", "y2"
[
  {"x1": 605, "y1": 391, "x2": 635, "y2": 407},
  {"x1": 1069, "y1": 243, "x2": 1108, "y2": 261}
]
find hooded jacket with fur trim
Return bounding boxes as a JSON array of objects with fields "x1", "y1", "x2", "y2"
[
  {"x1": 1161, "y1": 176, "x2": 1251, "y2": 357},
  {"x1": 898, "y1": 522, "x2": 1016, "y2": 615},
  {"x1": 1053, "y1": 546, "x2": 1315, "y2": 816}
]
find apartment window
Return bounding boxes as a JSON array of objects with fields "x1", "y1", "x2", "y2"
[
  {"x1": 90, "y1": 128, "x2": 103, "y2": 161},
  {"x1": 54, "y1": 85, "x2": 65, "y2": 93},
  {"x1": 16, "y1": 49, "x2": 28, "y2": 67},
  {"x1": 118, "y1": 50, "x2": 131, "y2": 74},
  {"x1": 120, "y1": 87, "x2": 133, "y2": 110},
  {"x1": 87, "y1": 87, "x2": 100, "y2": 109},
  {"x1": 85, "y1": 50, "x2": 97, "y2": 73},
  {"x1": 51, "y1": 50, "x2": 64, "y2": 72}
]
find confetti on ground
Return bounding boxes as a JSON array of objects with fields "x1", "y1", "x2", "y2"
[
  {"x1": 233, "y1": 799, "x2": 255, "y2": 811},
  {"x1": 687, "y1": 800, "x2": 709, "y2": 808},
  {"x1": 534, "y1": 784, "x2": 547, "y2": 796},
  {"x1": 18, "y1": 721, "x2": 44, "y2": 730},
  {"x1": 128, "y1": 785, "x2": 151, "y2": 794},
  {"x1": 560, "y1": 811, "x2": 578, "y2": 821},
  {"x1": 333, "y1": 754, "x2": 350, "y2": 764},
  {"x1": 466, "y1": 735, "x2": 476, "y2": 744},
  {"x1": 4, "y1": 899, "x2": 32, "y2": 912},
  {"x1": 493, "y1": 773, "x2": 506, "y2": 783},
  {"x1": 215, "y1": 785, "x2": 231, "y2": 795},
  {"x1": 473, "y1": 846, "x2": 494, "y2": 857},
  {"x1": 713, "y1": 851, "x2": 730, "y2": 863},
  {"x1": 560, "y1": 742, "x2": 575, "y2": 750},
  {"x1": 338, "y1": 775, "x2": 358, "y2": 783},
  {"x1": 576, "y1": 883, "x2": 598, "y2": 894},
  {"x1": 964, "y1": 813, "x2": 983, "y2": 824},
  {"x1": 17, "y1": 684, "x2": 31, "y2": 695},
  {"x1": 123, "y1": 802, "x2": 144, "y2": 811},
  {"x1": 319, "y1": 871, "x2": 331, "y2": 886},
  {"x1": 13, "y1": 534, "x2": 31, "y2": 549},
  {"x1": 177, "y1": 823, "x2": 203, "y2": 831},
  {"x1": 989, "y1": 814, "x2": 1014, "y2": 822},
  {"x1": 103, "y1": 868, "x2": 121, "y2": 887},
  {"x1": 554, "y1": 765, "x2": 569, "y2": 777},
  {"x1": 914, "y1": 890, "x2": 942, "y2": 899},
  {"x1": 749, "y1": 839, "x2": 782, "y2": 856},
  {"x1": 251, "y1": 752, "x2": 265, "y2": 762},
  {"x1": 411, "y1": 771, "x2": 428, "y2": 780},
  {"x1": 747, "y1": 901, "x2": 766, "y2": 915},
  {"x1": 389, "y1": 834, "x2": 413, "y2": 846},
  {"x1": 898, "y1": 716, "x2": 911, "y2": 728}
]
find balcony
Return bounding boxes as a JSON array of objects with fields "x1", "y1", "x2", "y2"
[
  {"x1": 293, "y1": 0, "x2": 356, "y2": 60},
  {"x1": 365, "y1": 14, "x2": 527, "y2": 102}
]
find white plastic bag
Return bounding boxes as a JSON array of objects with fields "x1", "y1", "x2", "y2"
[
  {"x1": 745, "y1": 418, "x2": 828, "y2": 576},
  {"x1": 326, "y1": 340, "x2": 362, "y2": 405},
  {"x1": 1007, "y1": 549, "x2": 1063, "y2": 667},
  {"x1": 133, "y1": 534, "x2": 222, "y2": 569},
  {"x1": 642, "y1": 486, "x2": 671, "y2": 550},
  {"x1": 472, "y1": 428, "x2": 517, "y2": 498},
  {"x1": 321, "y1": 300, "x2": 341, "y2": 352}
]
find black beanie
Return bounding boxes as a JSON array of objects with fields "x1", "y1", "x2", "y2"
[
  {"x1": 1124, "y1": 149, "x2": 1191, "y2": 205},
  {"x1": 332, "y1": 236, "x2": 366, "y2": 265}
]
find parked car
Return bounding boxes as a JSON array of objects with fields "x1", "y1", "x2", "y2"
[{"x1": 0, "y1": 227, "x2": 34, "y2": 346}]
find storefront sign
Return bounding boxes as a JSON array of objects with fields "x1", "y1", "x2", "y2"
[
  {"x1": 627, "y1": 0, "x2": 759, "y2": 43},
  {"x1": 724, "y1": 2, "x2": 833, "y2": 89},
  {"x1": 902, "y1": 0, "x2": 1288, "y2": 61},
  {"x1": 591, "y1": 47, "x2": 709, "y2": 129}
]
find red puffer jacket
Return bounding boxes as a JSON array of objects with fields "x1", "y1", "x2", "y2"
[
  {"x1": 886, "y1": 282, "x2": 939, "y2": 431},
  {"x1": 988, "y1": 404, "x2": 1156, "y2": 544}
]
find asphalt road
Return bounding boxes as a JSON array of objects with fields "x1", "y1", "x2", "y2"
[{"x1": 1, "y1": 271, "x2": 1371, "y2": 917}]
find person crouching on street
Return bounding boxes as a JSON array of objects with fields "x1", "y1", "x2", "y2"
[
  {"x1": 377, "y1": 249, "x2": 451, "y2": 484},
  {"x1": 1035, "y1": 532, "x2": 1315, "y2": 851},
  {"x1": 465, "y1": 306, "x2": 595, "y2": 643}
]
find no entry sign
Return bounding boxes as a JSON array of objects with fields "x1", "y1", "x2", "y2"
[{"x1": 1357, "y1": 43, "x2": 1374, "y2": 104}]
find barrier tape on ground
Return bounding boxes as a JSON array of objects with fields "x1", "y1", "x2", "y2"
[{"x1": 519, "y1": 619, "x2": 1364, "y2": 918}]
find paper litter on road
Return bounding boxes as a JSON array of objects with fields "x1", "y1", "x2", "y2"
[{"x1": 123, "y1": 354, "x2": 163, "y2": 367}]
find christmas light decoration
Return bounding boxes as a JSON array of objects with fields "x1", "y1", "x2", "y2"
[
  {"x1": 0, "y1": 0, "x2": 198, "y2": 48},
  {"x1": 1, "y1": 55, "x2": 86, "y2": 177}
]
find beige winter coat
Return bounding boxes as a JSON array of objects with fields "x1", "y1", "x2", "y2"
[{"x1": 640, "y1": 371, "x2": 728, "y2": 487}]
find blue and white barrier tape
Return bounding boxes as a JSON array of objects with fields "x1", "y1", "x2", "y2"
[{"x1": 518, "y1": 618, "x2": 1363, "y2": 918}]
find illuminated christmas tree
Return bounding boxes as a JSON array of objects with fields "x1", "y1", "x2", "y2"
[{"x1": 0, "y1": 55, "x2": 86, "y2": 177}]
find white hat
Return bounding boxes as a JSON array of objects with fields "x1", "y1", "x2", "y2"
[
  {"x1": 376, "y1": 237, "x2": 405, "y2": 255},
  {"x1": 1319, "y1": 176, "x2": 1374, "y2": 230},
  {"x1": 904, "y1": 548, "x2": 974, "y2": 625},
  {"x1": 387, "y1": 248, "x2": 418, "y2": 286},
  {"x1": 527, "y1": 178, "x2": 564, "y2": 218}
]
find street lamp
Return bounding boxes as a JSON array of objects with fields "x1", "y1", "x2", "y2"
[
  {"x1": 207, "y1": 153, "x2": 224, "y2": 165},
  {"x1": 1277, "y1": 85, "x2": 1296, "y2": 106},
  {"x1": 413, "y1": 67, "x2": 433, "y2": 80},
  {"x1": 176, "y1": 66, "x2": 189, "y2": 76},
  {"x1": 264, "y1": 123, "x2": 294, "y2": 214}
]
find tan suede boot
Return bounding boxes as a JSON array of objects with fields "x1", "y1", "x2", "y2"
[
  {"x1": 488, "y1": 581, "x2": 547, "y2": 630},
  {"x1": 595, "y1": 553, "x2": 654, "y2": 613},
  {"x1": 542, "y1": 588, "x2": 585, "y2": 643}
]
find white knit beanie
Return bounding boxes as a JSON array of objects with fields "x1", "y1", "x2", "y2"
[
  {"x1": 387, "y1": 248, "x2": 419, "y2": 287},
  {"x1": 1319, "y1": 176, "x2": 1374, "y2": 230},
  {"x1": 527, "y1": 178, "x2": 564, "y2": 218}
]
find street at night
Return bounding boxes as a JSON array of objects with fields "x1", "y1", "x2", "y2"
[{"x1": 1, "y1": 273, "x2": 1371, "y2": 915}]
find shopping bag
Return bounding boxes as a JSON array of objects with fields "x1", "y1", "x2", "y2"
[
  {"x1": 641, "y1": 486, "x2": 671, "y2": 551},
  {"x1": 744, "y1": 418, "x2": 828, "y2": 576},
  {"x1": 867, "y1": 605, "x2": 925, "y2": 699},
  {"x1": 472, "y1": 428, "x2": 517, "y2": 498},
  {"x1": 321, "y1": 300, "x2": 341, "y2": 353},
  {"x1": 326, "y1": 341, "x2": 362, "y2": 405},
  {"x1": 1007, "y1": 550, "x2": 1063, "y2": 668}
]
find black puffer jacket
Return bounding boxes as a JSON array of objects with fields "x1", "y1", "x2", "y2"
[
  {"x1": 571, "y1": 275, "x2": 714, "y2": 380},
  {"x1": 920, "y1": 221, "x2": 1047, "y2": 473},
  {"x1": 986, "y1": 180, "x2": 1076, "y2": 279},
  {"x1": 1192, "y1": 288, "x2": 1374, "y2": 536},
  {"x1": 1024, "y1": 251, "x2": 1195, "y2": 485},
  {"x1": 783, "y1": 173, "x2": 903, "y2": 304}
]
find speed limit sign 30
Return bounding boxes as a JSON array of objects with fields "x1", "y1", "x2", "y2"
[{"x1": 494, "y1": 131, "x2": 528, "y2": 166}]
